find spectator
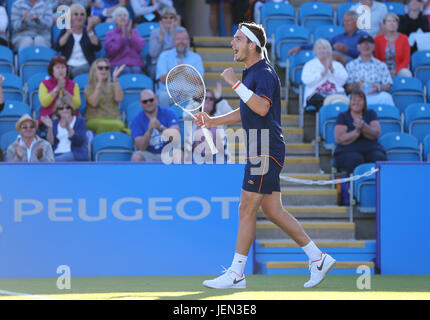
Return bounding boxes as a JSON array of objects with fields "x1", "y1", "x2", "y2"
[
  {"x1": 84, "y1": 58, "x2": 127, "y2": 135},
  {"x1": 301, "y1": 39, "x2": 349, "y2": 113},
  {"x1": 87, "y1": 0, "x2": 128, "y2": 31},
  {"x1": 41, "y1": 97, "x2": 89, "y2": 162},
  {"x1": 345, "y1": 34, "x2": 395, "y2": 106},
  {"x1": 333, "y1": 89, "x2": 386, "y2": 174},
  {"x1": 191, "y1": 84, "x2": 233, "y2": 163},
  {"x1": 424, "y1": 0, "x2": 430, "y2": 25},
  {"x1": 147, "y1": 6, "x2": 185, "y2": 80},
  {"x1": 156, "y1": 28, "x2": 204, "y2": 107},
  {"x1": 374, "y1": 13, "x2": 413, "y2": 78},
  {"x1": 131, "y1": 0, "x2": 173, "y2": 25},
  {"x1": 6, "y1": 114, "x2": 54, "y2": 162},
  {"x1": 38, "y1": 56, "x2": 81, "y2": 130},
  {"x1": 10, "y1": 0, "x2": 53, "y2": 50},
  {"x1": 350, "y1": 0, "x2": 387, "y2": 38},
  {"x1": 104, "y1": 6, "x2": 146, "y2": 75},
  {"x1": 399, "y1": 0, "x2": 430, "y2": 54},
  {"x1": 206, "y1": 0, "x2": 232, "y2": 36},
  {"x1": 55, "y1": 3, "x2": 102, "y2": 79},
  {"x1": 0, "y1": 74, "x2": 4, "y2": 112},
  {"x1": 289, "y1": 11, "x2": 370, "y2": 66},
  {"x1": 130, "y1": 88, "x2": 181, "y2": 163},
  {"x1": 0, "y1": 3, "x2": 8, "y2": 47}
]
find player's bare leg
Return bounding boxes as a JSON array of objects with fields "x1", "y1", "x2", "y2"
[{"x1": 261, "y1": 191, "x2": 336, "y2": 288}]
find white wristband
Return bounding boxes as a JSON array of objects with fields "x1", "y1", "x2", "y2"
[{"x1": 232, "y1": 81, "x2": 253, "y2": 103}]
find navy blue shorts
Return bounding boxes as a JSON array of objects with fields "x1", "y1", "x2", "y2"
[{"x1": 242, "y1": 155, "x2": 284, "y2": 194}]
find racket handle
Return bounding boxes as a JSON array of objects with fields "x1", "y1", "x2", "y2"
[{"x1": 201, "y1": 127, "x2": 218, "y2": 155}]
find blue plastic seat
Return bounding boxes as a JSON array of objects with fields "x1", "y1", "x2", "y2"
[
  {"x1": 298, "y1": 1, "x2": 334, "y2": 34},
  {"x1": 367, "y1": 104, "x2": 402, "y2": 136},
  {"x1": 288, "y1": 50, "x2": 315, "y2": 87},
  {"x1": 385, "y1": 1, "x2": 406, "y2": 15},
  {"x1": 404, "y1": 103, "x2": 430, "y2": 143},
  {"x1": 0, "y1": 101, "x2": 32, "y2": 138},
  {"x1": 1, "y1": 130, "x2": 19, "y2": 154},
  {"x1": 423, "y1": 133, "x2": 430, "y2": 161},
  {"x1": 390, "y1": 76, "x2": 425, "y2": 114},
  {"x1": 118, "y1": 73, "x2": 154, "y2": 117},
  {"x1": 275, "y1": 24, "x2": 310, "y2": 68},
  {"x1": 73, "y1": 73, "x2": 89, "y2": 116},
  {"x1": 313, "y1": 24, "x2": 345, "y2": 41},
  {"x1": 378, "y1": 132, "x2": 421, "y2": 161},
  {"x1": 136, "y1": 22, "x2": 160, "y2": 38},
  {"x1": 352, "y1": 163, "x2": 377, "y2": 213},
  {"x1": 94, "y1": 22, "x2": 115, "y2": 42},
  {"x1": 336, "y1": 1, "x2": 356, "y2": 25},
  {"x1": 0, "y1": 46, "x2": 14, "y2": 74},
  {"x1": 260, "y1": 2, "x2": 296, "y2": 43},
  {"x1": 411, "y1": 50, "x2": 430, "y2": 85},
  {"x1": 317, "y1": 103, "x2": 349, "y2": 152},
  {"x1": 91, "y1": 131, "x2": 134, "y2": 161},
  {"x1": 18, "y1": 46, "x2": 56, "y2": 84},
  {"x1": 26, "y1": 72, "x2": 50, "y2": 119},
  {"x1": 125, "y1": 101, "x2": 142, "y2": 127},
  {"x1": 1, "y1": 73, "x2": 23, "y2": 102}
]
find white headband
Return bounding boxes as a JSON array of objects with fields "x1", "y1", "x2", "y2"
[{"x1": 240, "y1": 26, "x2": 270, "y2": 63}]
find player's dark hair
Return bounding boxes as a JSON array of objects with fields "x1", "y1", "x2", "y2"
[{"x1": 238, "y1": 22, "x2": 266, "y2": 54}]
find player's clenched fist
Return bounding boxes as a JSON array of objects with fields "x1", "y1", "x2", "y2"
[{"x1": 220, "y1": 67, "x2": 238, "y2": 87}]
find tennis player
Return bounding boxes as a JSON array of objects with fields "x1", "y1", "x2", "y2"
[{"x1": 195, "y1": 22, "x2": 336, "y2": 289}]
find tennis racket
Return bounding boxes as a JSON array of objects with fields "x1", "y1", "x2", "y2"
[{"x1": 166, "y1": 64, "x2": 218, "y2": 155}]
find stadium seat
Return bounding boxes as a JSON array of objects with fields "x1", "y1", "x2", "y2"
[
  {"x1": 313, "y1": 25, "x2": 345, "y2": 42},
  {"x1": 118, "y1": 73, "x2": 154, "y2": 117},
  {"x1": 1, "y1": 73, "x2": 23, "y2": 102},
  {"x1": 26, "y1": 72, "x2": 50, "y2": 119},
  {"x1": 411, "y1": 50, "x2": 430, "y2": 85},
  {"x1": 352, "y1": 162, "x2": 377, "y2": 214},
  {"x1": 385, "y1": 2, "x2": 406, "y2": 15},
  {"x1": 0, "y1": 46, "x2": 14, "y2": 74},
  {"x1": 336, "y1": 1, "x2": 355, "y2": 25},
  {"x1": 260, "y1": 2, "x2": 296, "y2": 43},
  {"x1": 423, "y1": 133, "x2": 430, "y2": 161},
  {"x1": 1, "y1": 130, "x2": 19, "y2": 155},
  {"x1": 125, "y1": 101, "x2": 142, "y2": 127},
  {"x1": 379, "y1": 132, "x2": 421, "y2": 161},
  {"x1": 404, "y1": 103, "x2": 430, "y2": 143},
  {"x1": 275, "y1": 24, "x2": 310, "y2": 68},
  {"x1": 367, "y1": 104, "x2": 402, "y2": 136},
  {"x1": 297, "y1": 1, "x2": 334, "y2": 34},
  {"x1": 315, "y1": 103, "x2": 348, "y2": 156},
  {"x1": 0, "y1": 101, "x2": 32, "y2": 138},
  {"x1": 73, "y1": 73, "x2": 89, "y2": 117},
  {"x1": 94, "y1": 22, "x2": 115, "y2": 43},
  {"x1": 390, "y1": 76, "x2": 425, "y2": 114},
  {"x1": 91, "y1": 131, "x2": 134, "y2": 162},
  {"x1": 18, "y1": 46, "x2": 56, "y2": 84},
  {"x1": 136, "y1": 22, "x2": 160, "y2": 64}
]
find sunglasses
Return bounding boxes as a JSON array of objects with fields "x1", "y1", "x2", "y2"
[
  {"x1": 20, "y1": 124, "x2": 35, "y2": 130},
  {"x1": 141, "y1": 98, "x2": 155, "y2": 104},
  {"x1": 58, "y1": 106, "x2": 73, "y2": 111},
  {"x1": 73, "y1": 12, "x2": 85, "y2": 16},
  {"x1": 97, "y1": 66, "x2": 109, "y2": 71}
]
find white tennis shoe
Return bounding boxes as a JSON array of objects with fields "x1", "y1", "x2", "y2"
[
  {"x1": 304, "y1": 252, "x2": 336, "y2": 288},
  {"x1": 203, "y1": 267, "x2": 246, "y2": 289}
]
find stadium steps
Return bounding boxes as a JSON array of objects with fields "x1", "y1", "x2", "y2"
[{"x1": 257, "y1": 205, "x2": 349, "y2": 219}]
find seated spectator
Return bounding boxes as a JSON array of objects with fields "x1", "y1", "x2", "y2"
[
  {"x1": 156, "y1": 28, "x2": 204, "y2": 107},
  {"x1": 84, "y1": 58, "x2": 127, "y2": 135},
  {"x1": 289, "y1": 11, "x2": 370, "y2": 66},
  {"x1": 104, "y1": 7, "x2": 146, "y2": 75},
  {"x1": 55, "y1": 3, "x2": 102, "y2": 79},
  {"x1": 147, "y1": 6, "x2": 185, "y2": 79},
  {"x1": 38, "y1": 56, "x2": 81, "y2": 133},
  {"x1": 10, "y1": 0, "x2": 53, "y2": 50},
  {"x1": 0, "y1": 74, "x2": 4, "y2": 112},
  {"x1": 0, "y1": 3, "x2": 8, "y2": 47},
  {"x1": 6, "y1": 114, "x2": 54, "y2": 162},
  {"x1": 350, "y1": 0, "x2": 387, "y2": 38},
  {"x1": 130, "y1": 88, "x2": 181, "y2": 163},
  {"x1": 41, "y1": 97, "x2": 90, "y2": 162},
  {"x1": 131, "y1": 0, "x2": 173, "y2": 25},
  {"x1": 301, "y1": 39, "x2": 349, "y2": 113},
  {"x1": 399, "y1": 0, "x2": 430, "y2": 54},
  {"x1": 334, "y1": 89, "x2": 386, "y2": 174},
  {"x1": 87, "y1": 0, "x2": 128, "y2": 31},
  {"x1": 345, "y1": 34, "x2": 395, "y2": 106},
  {"x1": 374, "y1": 13, "x2": 413, "y2": 78}
]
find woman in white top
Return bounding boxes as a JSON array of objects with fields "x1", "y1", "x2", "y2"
[{"x1": 301, "y1": 38, "x2": 349, "y2": 112}]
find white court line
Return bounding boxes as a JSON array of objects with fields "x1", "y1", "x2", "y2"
[{"x1": 0, "y1": 289, "x2": 59, "y2": 300}]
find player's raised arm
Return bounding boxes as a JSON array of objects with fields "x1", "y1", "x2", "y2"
[{"x1": 196, "y1": 108, "x2": 241, "y2": 128}]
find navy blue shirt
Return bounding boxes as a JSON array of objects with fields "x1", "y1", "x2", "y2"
[
  {"x1": 240, "y1": 59, "x2": 285, "y2": 164},
  {"x1": 334, "y1": 110, "x2": 385, "y2": 154}
]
